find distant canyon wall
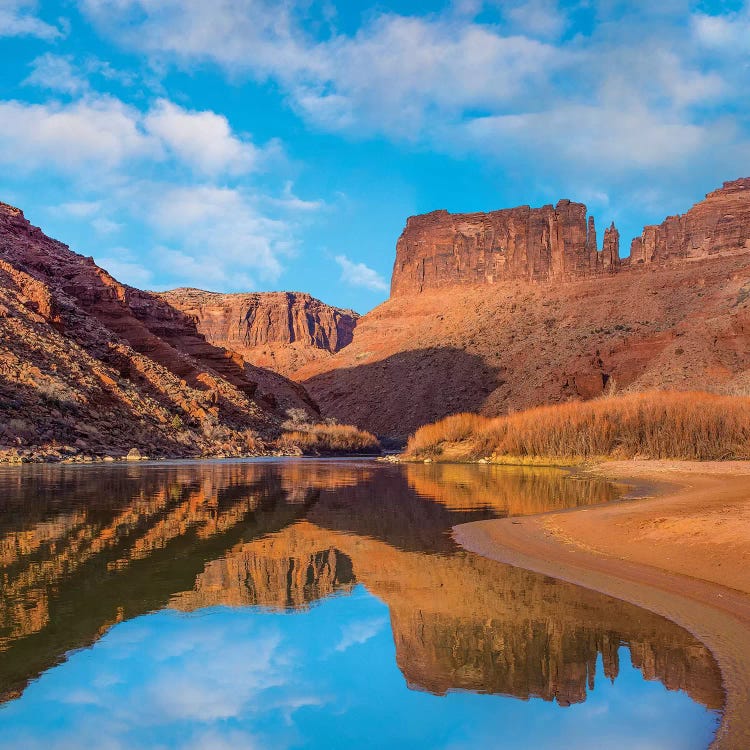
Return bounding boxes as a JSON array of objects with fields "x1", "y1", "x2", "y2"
[
  {"x1": 391, "y1": 178, "x2": 750, "y2": 296},
  {"x1": 160, "y1": 289, "x2": 358, "y2": 379}
]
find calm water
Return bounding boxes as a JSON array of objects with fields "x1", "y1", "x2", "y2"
[{"x1": 0, "y1": 459, "x2": 722, "y2": 749}]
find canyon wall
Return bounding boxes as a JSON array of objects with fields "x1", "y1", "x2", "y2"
[
  {"x1": 391, "y1": 201, "x2": 620, "y2": 296},
  {"x1": 159, "y1": 288, "x2": 357, "y2": 377},
  {"x1": 390, "y1": 178, "x2": 750, "y2": 297},
  {"x1": 0, "y1": 203, "x2": 317, "y2": 460},
  {"x1": 630, "y1": 177, "x2": 750, "y2": 264},
  {"x1": 301, "y1": 178, "x2": 750, "y2": 438}
]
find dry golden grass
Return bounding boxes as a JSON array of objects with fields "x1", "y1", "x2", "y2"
[
  {"x1": 278, "y1": 423, "x2": 380, "y2": 455},
  {"x1": 405, "y1": 391, "x2": 750, "y2": 462}
]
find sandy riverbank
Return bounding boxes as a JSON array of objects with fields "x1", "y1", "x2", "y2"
[{"x1": 454, "y1": 460, "x2": 750, "y2": 750}]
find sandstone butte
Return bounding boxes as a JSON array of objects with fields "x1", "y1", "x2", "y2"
[
  {"x1": 295, "y1": 178, "x2": 750, "y2": 440},
  {"x1": 0, "y1": 201, "x2": 324, "y2": 460}
]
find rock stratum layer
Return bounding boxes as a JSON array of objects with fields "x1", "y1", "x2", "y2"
[
  {"x1": 0, "y1": 203, "x2": 317, "y2": 460},
  {"x1": 299, "y1": 179, "x2": 750, "y2": 439},
  {"x1": 391, "y1": 201, "x2": 619, "y2": 296},
  {"x1": 159, "y1": 288, "x2": 357, "y2": 377},
  {"x1": 391, "y1": 178, "x2": 750, "y2": 296}
]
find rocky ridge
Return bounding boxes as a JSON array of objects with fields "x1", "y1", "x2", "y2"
[
  {"x1": 390, "y1": 178, "x2": 750, "y2": 296},
  {"x1": 0, "y1": 203, "x2": 317, "y2": 461}
]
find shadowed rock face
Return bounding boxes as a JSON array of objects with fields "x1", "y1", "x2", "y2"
[
  {"x1": 390, "y1": 178, "x2": 749, "y2": 297},
  {"x1": 0, "y1": 462, "x2": 723, "y2": 714}
]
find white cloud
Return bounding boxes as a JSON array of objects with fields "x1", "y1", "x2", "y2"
[
  {"x1": 0, "y1": 95, "x2": 275, "y2": 180},
  {"x1": 0, "y1": 86, "x2": 322, "y2": 293},
  {"x1": 0, "y1": 96, "x2": 157, "y2": 173},
  {"x1": 0, "y1": 0, "x2": 62, "y2": 39},
  {"x1": 73, "y1": 0, "x2": 750, "y2": 182},
  {"x1": 92, "y1": 216, "x2": 123, "y2": 234},
  {"x1": 147, "y1": 185, "x2": 289, "y2": 288},
  {"x1": 693, "y1": 6, "x2": 750, "y2": 53},
  {"x1": 95, "y1": 249, "x2": 154, "y2": 288},
  {"x1": 268, "y1": 181, "x2": 325, "y2": 213},
  {"x1": 293, "y1": 15, "x2": 561, "y2": 137},
  {"x1": 504, "y1": 0, "x2": 568, "y2": 39},
  {"x1": 54, "y1": 200, "x2": 102, "y2": 218},
  {"x1": 24, "y1": 53, "x2": 89, "y2": 94},
  {"x1": 335, "y1": 255, "x2": 388, "y2": 293},
  {"x1": 78, "y1": 0, "x2": 321, "y2": 77},
  {"x1": 462, "y1": 104, "x2": 709, "y2": 170},
  {"x1": 143, "y1": 99, "x2": 262, "y2": 176}
]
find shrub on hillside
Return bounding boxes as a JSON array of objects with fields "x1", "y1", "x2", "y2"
[
  {"x1": 278, "y1": 423, "x2": 380, "y2": 455},
  {"x1": 405, "y1": 391, "x2": 750, "y2": 462}
]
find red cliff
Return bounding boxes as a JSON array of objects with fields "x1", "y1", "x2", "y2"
[
  {"x1": 630, "y1": 178, "x2": 750, "y2": 264},
  {"x1": 391, "y1": 201, "x2": 620, "y2": 296},
  {"x1": 159, "y1": 288, "x2": 358, "y2": 377},
  {"x1": 391, "y1": 178, "x2": 750, "y2": 297},
  {"x1": 300, "y1": 178, "x2": 750, "y2": 439},
  {"x1": 0, "y1": 203, "x2": 317, "y2": 460}
]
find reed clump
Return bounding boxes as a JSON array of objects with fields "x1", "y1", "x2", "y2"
[
  {"x1": 404, "y1": 391, "x2": 750, "y2": 462},
  {"x1": 278, "y1": 423, "x2": 380, "y2": 455}
]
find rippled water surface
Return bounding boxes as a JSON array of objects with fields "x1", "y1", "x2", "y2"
[{"x1": 0, "y1": 459, "x2": 722, "y2": 749}]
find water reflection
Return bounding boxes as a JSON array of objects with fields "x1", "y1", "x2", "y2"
[{"x1": 0, "y1": 460, "x2": 722, "y2": 747}]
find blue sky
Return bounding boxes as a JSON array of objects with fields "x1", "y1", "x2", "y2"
[
  {"x1": 0, "y1": 589, "x2": 719, "y2": 749},
  {"x1": 0, "y1": 1, "x2": 749, "y2": 312}
]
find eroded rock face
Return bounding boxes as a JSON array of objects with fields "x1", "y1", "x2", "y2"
[
  {"x1": 0, "y1": 203, "x2": 316, "y2": 459},
  {"x1": 630, "y1": 178, "x2": 750, "y2": 264},
  {"x1": 391, "y1": 179, "x2": 750, "y2": 296},
  {"x1": 301, "y1": 178, "x2": 750, "y2": 438},
  {"x1": 159, "y1": 288, "x2": 358, "y2": 377},
  {"x1": 391, "y1": 201, "x2": 620, "y2": 296}
]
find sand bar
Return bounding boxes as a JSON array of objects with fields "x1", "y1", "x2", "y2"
[{"x1": 454, "y1": 460, "x2": 750, "y2": 750}]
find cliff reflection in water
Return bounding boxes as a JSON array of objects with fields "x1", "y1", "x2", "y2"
[{"x1": 0, "y1": 460, "x2": 723, "y2": 716}]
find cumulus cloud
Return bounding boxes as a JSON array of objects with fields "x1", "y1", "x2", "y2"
[
  {"x1": 335, "y1": 616, "x2": 387, "y2": 652},
  {"x1": 0, "y1": 96, "x2": 156, "y2": 173},
  {"x1": 693, "y1": 5, "x2": 750, "y2": 53},
  {"x1": 78, "y1": 0, "x2": 320, "y2": 76},
  {"x1": 503, "y1": 0, "x2": 568, "y2": 39},
  {"x1": 0, "y1": 0, "x2": 62, "y2": 39},
  {"x1": 53, "y1": 200, "x2": 102, "y2": 218},
  {"x1": 144, "y1": 99, "x2": 264, "y2": 176},
  {"x1": 146, "y1": 185, "x2": 290, "y2": 288},
  {"x1": 462, "y1": 104, "x2": 709, "y2": 171},
  {"x1": 335, "y1": 255, "x2": 388, "y2": 292},
  {"x1": 74, "y1": 0, "x2": 750, "y2": 184},
  {"x1": 0, "y1": 94, "x2": 276, "y2": 180},
  {"x1": 24, "y1": 53, "x2": 89, "y2": 94}
]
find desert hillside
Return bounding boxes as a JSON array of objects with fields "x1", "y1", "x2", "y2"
[
  {"x1": 0, "y1": 203, "x2": 317, "y2": 460},
  {"x1": 297, "y1": 179, "x2": 750, "y2": 440}
]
